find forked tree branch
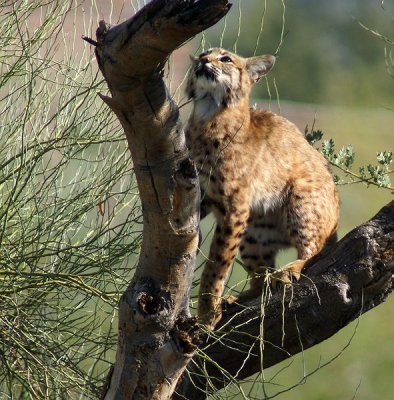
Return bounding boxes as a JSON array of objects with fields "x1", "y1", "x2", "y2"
[
  {"x1": 89, "y1": 1, "x2": 232, "y2": 399},
  {"x1": 174, "y1": 201, "x2": 393, "y2": 399}
]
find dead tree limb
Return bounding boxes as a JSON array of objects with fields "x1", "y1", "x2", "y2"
[
  {"x1": 88, "y1": 1, "x2": 231, "y2": 399},
  {"x1": 174, "y1": 201, "x2": 394, "y2": 399}
]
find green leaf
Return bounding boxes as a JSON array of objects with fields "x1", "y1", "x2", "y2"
[{"x1": 305, "y1": 129, "x2": 323, "y2": 145}]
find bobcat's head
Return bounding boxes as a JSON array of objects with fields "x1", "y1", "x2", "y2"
[{"x1": 187, "y1": 48, "x2": 275, "y2": 110}]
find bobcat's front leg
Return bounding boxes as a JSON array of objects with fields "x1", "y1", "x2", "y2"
[{"x1": 198, "y1": 202, "x2": 249, "y2": 330}]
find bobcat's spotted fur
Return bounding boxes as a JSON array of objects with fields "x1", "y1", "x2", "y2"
[{"x1": 186, "y1": 48, "x2": 340, "y2": 329}]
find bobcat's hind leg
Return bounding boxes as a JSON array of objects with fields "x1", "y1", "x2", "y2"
[
  {"x1": 234, "y1": 215, "x2": 285, "y2": 303},
  {"x1": 272, "y1": 188, "x2": 339, "y2": 288}
]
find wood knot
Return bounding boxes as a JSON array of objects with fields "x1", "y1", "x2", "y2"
[
  {"x1": 137, "y1": 292, "x2": 165, "y2": 316},
  {"x1": 171, "y1": 316, "x2": 200, "y2": 355},
  {"x1": 177, "y1": 158, "x2": 198, "y2": 181},
  {"x1": 364, "y1": 260, "x2": 393, "y2": 296}
]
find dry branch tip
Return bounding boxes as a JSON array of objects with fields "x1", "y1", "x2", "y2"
[{"x1": 81, "y1": 35, "x2": 98, "y2": 47}]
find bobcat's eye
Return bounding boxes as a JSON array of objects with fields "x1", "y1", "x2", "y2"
[{"x1": 220, "y1": 55, "x2": 232, "y2": 63}]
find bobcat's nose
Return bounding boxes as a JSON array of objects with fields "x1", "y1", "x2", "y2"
[
  {"x1": 199, "y1": 56, "x2": 210, "y2": 65},
  {"x1": 197, "y1": 57, "x2": 212, "y2": 72},
  {"x1": 199, "y1": 50, "x2": 213, "y2": 64}
]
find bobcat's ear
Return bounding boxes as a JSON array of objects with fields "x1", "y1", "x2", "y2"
[{"x1": 246, "y1": 55, "x2": 276, "y2": 83}]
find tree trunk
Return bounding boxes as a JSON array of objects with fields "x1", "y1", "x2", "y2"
[
  {"x1": 174, "y1": 201, "x2": 393, "y2": 399},
  {"x1": 87, "y1": 1, "x2": 231, "y2": 399},
  {"x1": 86, "y1": 1, "x2": 393, "y2": 399}
]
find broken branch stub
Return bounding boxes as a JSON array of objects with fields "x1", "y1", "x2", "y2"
[{"x1": 95, "y1": 0, "x2": 232, "y2": 91}]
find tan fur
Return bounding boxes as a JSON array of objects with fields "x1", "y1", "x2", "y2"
[{"x1": 186, "y1": 48, "x2": 340, "y2": 329}]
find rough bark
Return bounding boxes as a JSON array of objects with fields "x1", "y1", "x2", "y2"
[
  {"x1": 173, "y1": 201, "x2": 394, "y2": 399},
  {"x1": 87, "y1": 1, "x2": 231, "y2": 399}
]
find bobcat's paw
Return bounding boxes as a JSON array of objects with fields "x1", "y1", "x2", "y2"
[
  {"x1": 198, "y1": 296, "x2": 222, "y2": 331},
  {"x1": 225, "y1": 289, "x2": 262, "y2": 304},
  {"x1": 270, "y1": 259, "x2": 305, "y2": 289},
  {"x1": 223, "y1": 294, "x2": 239, "y2": 305}
]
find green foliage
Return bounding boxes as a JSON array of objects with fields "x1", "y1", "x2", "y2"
[
  {"x1": 363, "y1": 151, "x2": 393, "y2": 187},
  {"x1": 321, "y1": 139, "x2": 356, "y2": 182},
  {"x1": 304, "y1": 128, "x2": 323, "y2": 145},
  {"x1": 305, "y1": 128, "x2": 393, "y2": 190},
  {"x1": 0, "y1": 1, "x2": 141, "y2": 398}
]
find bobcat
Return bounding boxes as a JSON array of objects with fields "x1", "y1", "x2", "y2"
[{"x1": 185, "y1": 48, "x2": 340, "y2": 329}]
